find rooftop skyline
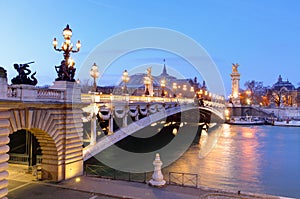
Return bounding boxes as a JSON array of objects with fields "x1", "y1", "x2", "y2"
[{"x1": 1, "y1": 0, "x2": 300, "y2": 95}]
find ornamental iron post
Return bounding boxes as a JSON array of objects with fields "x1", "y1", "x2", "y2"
[{"x1": 53, "y1": 24, "x2": 81, "y2": 81}]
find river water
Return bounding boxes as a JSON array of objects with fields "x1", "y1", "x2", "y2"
[{"x1": 164, "y1": 124, "x2": 300, "y2": 198}]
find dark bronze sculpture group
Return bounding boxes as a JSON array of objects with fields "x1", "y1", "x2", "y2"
[
  {"x1": 11, "y1": 61, "x2": 38, "y2": 85},
  {"x1": 54, "y1": 60, "x2": 76, "y2": 82},
  {"x1": 11, "y1": 59, "x2": 76, "y2": 86}
]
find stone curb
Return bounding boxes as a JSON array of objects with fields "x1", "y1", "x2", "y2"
[{"x1": 198, "y1": 185, "x2": 293, "y2": 199}]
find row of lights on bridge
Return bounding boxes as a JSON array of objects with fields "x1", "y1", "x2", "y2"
[{"x1": 52, "y1": 25, "x2": 224, "y2": 101}]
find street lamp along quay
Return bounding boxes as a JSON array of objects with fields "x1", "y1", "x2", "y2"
[
  {"x1": 144, "y1": 76, "x2": 150, "y2": 96},
  {"x1": 172, "y1": 82, "x2": 177, "y2": 97},
  {"x1": 90, "y1": 63, "x2": 100, "y2": 92},
  {"x1": 53, "y1": 24, "x2": 81, "y2": 82},
  {"x1": 160, "y1": 79, "x2": 166, "y2": 97},
  {"x1": 122, "y1": 69, "x2": 130, "y2": 94}
]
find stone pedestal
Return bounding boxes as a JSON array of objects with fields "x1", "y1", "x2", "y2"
[
  {"x1": 10, "y1": 84, "x2": 36, "y2": 101},
  {"x1": 230, "y1": 72, "x2": 241, "y2": 105},
  {"x1": 149, "y1": 153, "x2": 166, "y2": 187},
  {"x1": 50, "y1": 81, "x2": 81, "y2": 103},
  {"x1": 0, "y1": 68, "x2": 7, "y2": 100}
]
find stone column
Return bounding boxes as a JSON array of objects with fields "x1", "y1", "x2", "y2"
[
  {"x1": 0, "y1": 112, "x2": 10, "y2": 199},
  {"x1": 230, "y1": 63, "x2": 241, "y2": 105}
]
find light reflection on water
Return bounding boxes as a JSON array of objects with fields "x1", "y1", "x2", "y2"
[{"x1": 164, "y1": 124, "x2": 300, "y2": 198}]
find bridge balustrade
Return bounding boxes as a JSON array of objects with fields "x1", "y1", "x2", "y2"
[
  {"x1": 7, "y1": 85, "x2": 65, "y2": 101},
  {"x1": 81, "y1": 93, "x2": 197, "y2": 104}
]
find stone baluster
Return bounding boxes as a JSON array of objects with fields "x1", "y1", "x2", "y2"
[
  {"x1": 123, "y1": 105, "x2": 128, "y2": 127},
  {"x1": 135, "y1": 105, "x2": 140, "y2": 121},
  {"x1": 90, "y1": 113, "x2": 97, "y2": 145},
  {"x1": 108, "y1": 106, "x2": 114, "y2": 135}
]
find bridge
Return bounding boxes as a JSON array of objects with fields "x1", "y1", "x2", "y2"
[
  {"x1": 81, "y1": 93, "x2": 225, "y2": 160},
  {"x1": 0, "y1": 70, "x2": 224, "y2": 199},
  {"x1": 83, "y1": 94, "x2": 224, "y2": 160}
]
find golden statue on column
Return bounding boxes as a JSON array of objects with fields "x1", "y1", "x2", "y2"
[
  {"x1": 230, "y1": 63, "x2": 241, "y2": 105},
  {"x1": 232, "y1": 63, "x2": 239, "y2": 73}
]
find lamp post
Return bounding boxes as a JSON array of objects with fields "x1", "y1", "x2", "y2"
[
  {"x1": 183, "y1": 84, "x2": 187, "y2": 98},
  {"x1": 90, "y1": 63, "x2": 100, "y2": 92},
  {"x1": 160, "y1": 79, "x2": 166, "y2": 97},
  {"x1": 53, "y1": 24, "x2": 81, "y2": 81},
  {"x1": 122, "y1": 69, "x2": 130, "y2": 94},
  {"x1": 190, "y1": 86, "x2": 194, "y2": 98},
  {"x1": 172, "y1": 82, "x2": 177, "y2": 98},
  {"x1": 144, "y1": 76, "x2": 150, "y2": 96}
]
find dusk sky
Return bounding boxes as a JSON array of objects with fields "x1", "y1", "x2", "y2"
[{"x1": 1, "y1": 0, "x2": 300, "y2": 96}]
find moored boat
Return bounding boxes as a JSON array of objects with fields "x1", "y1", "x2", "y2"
[
  {"x1": 227, "y1": 116, "x2": 265, "y2": 125},
  {"x1": 273, "y1": 119, "x2": 300, "y2": 127}
]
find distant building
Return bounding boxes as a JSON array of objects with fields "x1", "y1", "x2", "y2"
[
  {"x1": 270, "y1": 75, "x2": 299, "y2": 107},
  {"x1": 117, "y1": 63, "x2": 199, "y2": 98},
  {"x1": 272, "y1": 75, "x2": 295, "y2": 91}
]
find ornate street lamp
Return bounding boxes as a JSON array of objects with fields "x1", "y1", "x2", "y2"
[
  {"x1": 160, "y1": 79, "x2": 166, "y2": 97},
  {"x1": 183, "y1": 84, "x2": 187, "y2": 97},
  {"x1": 190, "y1": 86, "x2": 194, "y2": 93},
  {"x1": 90, "y1": 63, "x2": 100, "y2": 92},
  {"x1": 53, "y1": 24, "x2": 81, "y2": 81},
  {"x1": 189, "y1": 86, "x2": 194, "y2": 98},
  {"x1": 122, "y1": 69, "x2": 130, "y2": 94},
  {"x1": 144, "y1": 76, "x2": 150, "y2": 96},
  {"x1": 172, "y1": 82, "x2": 177, "y2": 98}
]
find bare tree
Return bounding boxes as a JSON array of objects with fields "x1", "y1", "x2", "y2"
[
  {"x1": 267, "y1": 87, "x2": 289, "y2": 107},
  {"x1": 244, "y1": 80, "x2": 266, "y2": 104},
  {"x1": 80, "y1": 79, "x2": 93, "y2": 93}
]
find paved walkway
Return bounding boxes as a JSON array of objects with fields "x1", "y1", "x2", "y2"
[
  {"x1": 7, "y1": 164, "x2": 291, "y2": 199},
  {"x1": 59, "y1": 176, "x2": 289, "y2": 199}
]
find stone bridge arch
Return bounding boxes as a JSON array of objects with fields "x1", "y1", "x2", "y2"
[{"x1": 0, "y1": 103, "x2": 84, "y2": 198}]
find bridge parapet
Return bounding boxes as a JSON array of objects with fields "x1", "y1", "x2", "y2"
[
  {"x1": 4, "y1": 81, "x2": 81, "y2": 103},
  {"x1": 7, "y1": 85, "x2": 65, "y2": 101},
  {"x1": 81, "y1": 93, "x2": 224, "y2": 119},
  {"x1": 81, "y1": 93, "x2": 195, "y2": 104},
  {"x1": 82, "y1": 93, "x2": 224, "y2": 117}
]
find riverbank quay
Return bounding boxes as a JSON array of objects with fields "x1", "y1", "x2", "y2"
[
  {"x1": 59, "y1": 176, "x2": 293, "y2": 199},
  {"x1": 7, "y1": 164, "x2": 293, "y2": 199},
  {"x1": 226, "y1": 104, "x2": 300, "y2": 121}
]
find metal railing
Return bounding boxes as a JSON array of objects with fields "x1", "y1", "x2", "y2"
[
  {"x1": 169, "y1": 172, "x2": 198, "y2": 188},
  {"x1": 8, "y1": 153, "x2": 42, "y2": 165},
  {"x1": 85, "y1": 164, "x2": 151, "y2": 183},
  {"x1": 85, "y1": 164, "x2": 199, "y2": 188},
  {"x1": 85, "y1": 164, "x2": 150, "y2": 182}
]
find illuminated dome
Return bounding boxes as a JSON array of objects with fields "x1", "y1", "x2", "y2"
[{"x1": 272, "y1": 75, "x2": 295, "y2": 91}]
